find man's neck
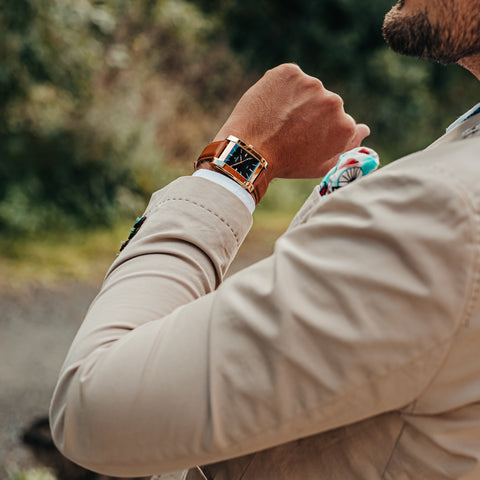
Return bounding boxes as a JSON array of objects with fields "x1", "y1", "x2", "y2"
[{"x1": 458, "y1": 54, "x2": 480, "y2": 81}]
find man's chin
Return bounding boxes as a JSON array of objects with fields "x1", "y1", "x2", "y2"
[{"x1": 382, "y1": 6, "x2": 431, "y2": 59}]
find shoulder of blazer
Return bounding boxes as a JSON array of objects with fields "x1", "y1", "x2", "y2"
[{"x1": 425, "y1": 112, "x2": 480, "y2": 152}]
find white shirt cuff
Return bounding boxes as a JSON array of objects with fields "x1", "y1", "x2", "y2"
[{"x1": 192, "y1": 169, "x2": 256, "y2": 214}]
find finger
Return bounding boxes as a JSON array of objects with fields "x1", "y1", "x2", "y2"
[{"x1": 356, "y1": 123, "x2": 371, "y2": 142}]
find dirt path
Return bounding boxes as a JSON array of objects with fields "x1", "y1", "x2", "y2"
[
  {"x1": 0, "y1": 230, "x2": 278, "y2": 479},
  {"x1": 0, "y1": 281, "x2": 101, "y2": 477}
]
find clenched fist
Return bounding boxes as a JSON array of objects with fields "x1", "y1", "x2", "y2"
[{"x1": 214, "y1": 64, "x2": 370, "y2": 182}]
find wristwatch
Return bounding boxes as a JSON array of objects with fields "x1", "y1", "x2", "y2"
[{"x1": 194, "y1": 135, "x2": 269, "y2": 204}]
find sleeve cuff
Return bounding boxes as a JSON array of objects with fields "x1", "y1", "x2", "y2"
[{"x1": 192, "y1": 169, "x2": 256, "y2": 214}]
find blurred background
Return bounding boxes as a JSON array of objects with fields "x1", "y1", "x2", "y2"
[{"x1": 1, "y1": 0, "x2": 479, "y2": 479}]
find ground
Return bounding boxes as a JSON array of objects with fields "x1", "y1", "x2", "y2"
[{"x1": 0, "y1": 218, "x2": 284, "y2": 480}]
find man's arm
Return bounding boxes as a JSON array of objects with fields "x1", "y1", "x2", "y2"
[{"x1": 49, "y1": 65, "x2": 472, "y2": 477}]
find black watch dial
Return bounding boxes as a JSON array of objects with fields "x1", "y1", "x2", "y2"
[{"x1": 225, "y1": 145, "x2": 259, "y2": 180}]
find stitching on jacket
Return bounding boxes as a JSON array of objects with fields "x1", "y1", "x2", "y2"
[
  {"x1": 238, "y1": 454, "x2": 257, "y2": 480},
  {"x1": 460, "y1": 217, "x2": 480, "y2": 327},
  {"x1": 381, "y1": 420, "x2": 407, "y2": 479},
  {"x1": 390, "y1": 164, "x2": 480, "y2": 414},
  {"x1": 426, "y1": 164, "x2": 480, "y2": 329},
  {"x1": 148, "y1": 197, "x2": 241, "y2": 246},
  {"x1": 331, "y1": 160, "x2": 478, "y2": 330}
]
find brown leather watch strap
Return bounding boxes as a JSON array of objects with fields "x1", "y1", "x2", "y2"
[
  {"x1": 194, "y1": 140, "x2": 229, "y2": 169},
  {"x1": 251, "y1": 168, "x2": 268, "y2": 204}
]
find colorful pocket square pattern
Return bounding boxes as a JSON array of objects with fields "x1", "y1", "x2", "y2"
[{"x1": 319, "y1": 147, "x2": 380, "y2": 197}]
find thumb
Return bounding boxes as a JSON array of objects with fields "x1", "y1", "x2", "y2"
[
  {"x1": 321, "y1": 123, "x2": 371, "y2": 176},
  {"x1": 347, "y1": 123, "x2": 371, "y2": 149}
]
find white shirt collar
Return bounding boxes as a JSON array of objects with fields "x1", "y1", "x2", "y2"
[{"x1": 446, "y1": 102, "x2": 480, "y2": 132}]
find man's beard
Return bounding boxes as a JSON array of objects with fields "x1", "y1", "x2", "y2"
[{"x1": 382, "y1": 1, "x2": 480, "y2": 65}]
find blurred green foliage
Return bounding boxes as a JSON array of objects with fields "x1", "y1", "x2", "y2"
[
  {"x1": 1, "y1": 0, "x2": 132, "y2": 232},
  {"x1": 1, "y1": 0, "x2": 479, "y2": 236},
  {"x1": 0, "y1": 0, "x2": 245, "y2": 234}
]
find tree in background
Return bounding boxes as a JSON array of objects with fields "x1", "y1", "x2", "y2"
[
  {"x1": 2, "y1": 0, "x2": 479, "y2": 235},
  {"x1": 0, "y1": 0, "x2": 132, "y2": 232},
  {"x1": 0, "y1": 0, "x2": 248, "y2": 234}
]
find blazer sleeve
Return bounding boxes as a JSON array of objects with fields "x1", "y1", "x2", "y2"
[{"x1": 49, "y1": 161, "x2": 477, "y2": 477}]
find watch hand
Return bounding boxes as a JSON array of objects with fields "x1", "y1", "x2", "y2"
[{"x1": 229, "y1": 159, "x2": 249, "y2": 167}]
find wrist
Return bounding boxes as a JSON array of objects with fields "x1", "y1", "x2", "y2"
[{"x1": 195, "y1": 135, "x2": 270, "y2": 204}]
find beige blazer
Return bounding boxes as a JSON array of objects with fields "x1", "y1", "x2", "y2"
[{"x1": 50, "y1": 112, "x2": 480, "y2": 479}]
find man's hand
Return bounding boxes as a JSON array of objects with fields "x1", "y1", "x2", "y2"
[{"x1": 214, "y1": 64, "x2": 370, "y2": 182}]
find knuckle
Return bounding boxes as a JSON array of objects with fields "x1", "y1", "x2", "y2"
[
  {"x1": 340, "y1": 115, "x2": 356, "y2": 137},
  {"x1": 267, "y1": 63, "x2": 303, "y2": 80},
  {"x1": 278, "y1": 63, "x2": 302, "y2": 75},
  {"x1": 303, "y1": 75, "x2": 324, "y2": 90},
  {"x1": 325, "y1": 92, "x2": 344, "y2": 109}
]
